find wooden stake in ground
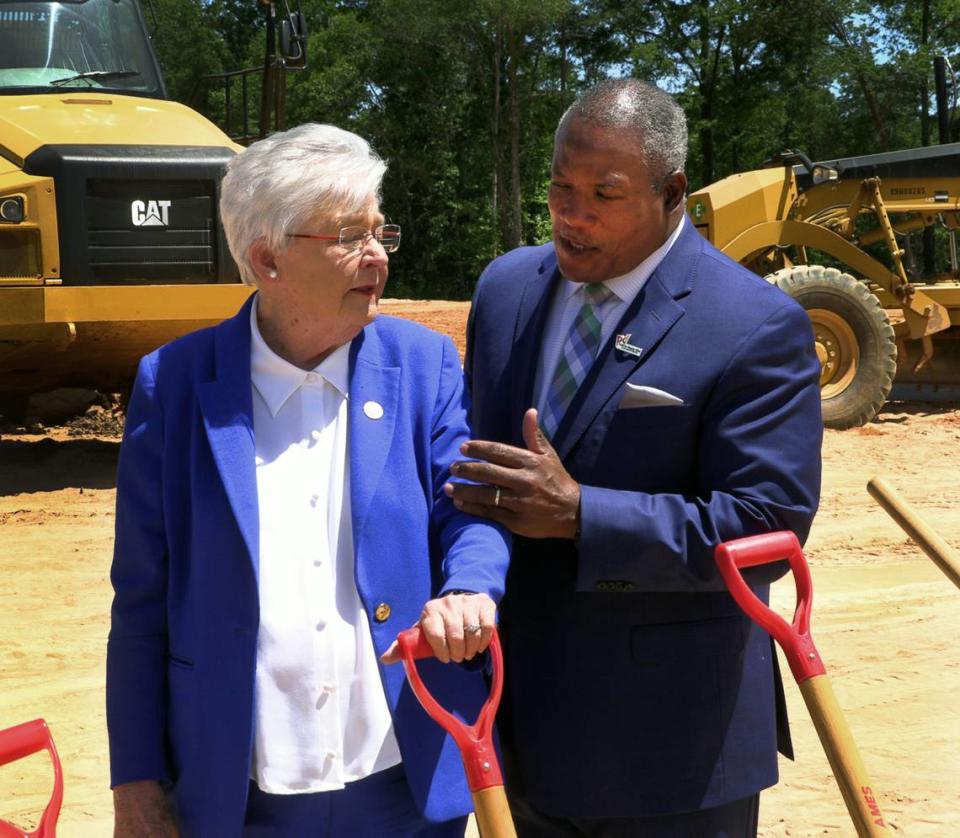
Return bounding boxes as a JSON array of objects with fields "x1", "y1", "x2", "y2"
[{"x1": 867, "y1": 475, "x2": 960, "y2": 590}]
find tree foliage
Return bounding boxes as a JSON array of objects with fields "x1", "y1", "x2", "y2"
[{"x1": 150, "y1": 0, "x2": 960, "y2": 297}]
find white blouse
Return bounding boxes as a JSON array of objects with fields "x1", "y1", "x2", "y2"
[{"x1": 249, "y1": 299, "x2": 401, "y2": 794}]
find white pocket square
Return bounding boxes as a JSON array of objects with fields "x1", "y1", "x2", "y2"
[{"x1": 618, "y1": 383, "x2": 685, "y2": 409}]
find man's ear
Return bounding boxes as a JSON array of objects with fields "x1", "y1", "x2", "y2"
[
  {"x1": 661, "y1": 171, "x2": 688, "y2": 214},
  {"x1": 248, "y1": 237, "x2": 280, "y2": 285}
]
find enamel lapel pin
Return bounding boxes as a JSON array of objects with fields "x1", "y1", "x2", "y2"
[
  {"x1": 615, "y1": 333, "x2": 643, "y2": 358},
  {"x1": 363, "y1": 400, "x2": 384, "y2": 419}
]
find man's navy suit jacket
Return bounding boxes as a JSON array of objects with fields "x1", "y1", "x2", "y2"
[
  {"x1": 106, "y1": 296, "x2": 510, "y2": 836},
  {"x1": 465, "y1": 219, "x2": 823, "y2": 818}
]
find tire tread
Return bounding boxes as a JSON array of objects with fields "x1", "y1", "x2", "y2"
[{"x1": 765, "y1": 265, "x2": 895, "y2": 429}]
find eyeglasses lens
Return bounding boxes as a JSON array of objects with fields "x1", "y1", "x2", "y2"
[
  {"x1": 378, "y1": 225, "x2": 401, "y2": 253},
  {"x1": 339, "y1": 225, "x2": 401, "y2": 253}
]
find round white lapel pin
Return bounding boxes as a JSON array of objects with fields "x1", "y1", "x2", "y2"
[{"x1": 363, "y1": 400, "x2": 384, "y2": 420}]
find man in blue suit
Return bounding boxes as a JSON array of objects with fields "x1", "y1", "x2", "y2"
[
  {"x1": 107, "y1": 124, "x2": 510, "y2": 836},
  {"x1": 446, "y1": 80, "x2": 822, "y2": 835}
]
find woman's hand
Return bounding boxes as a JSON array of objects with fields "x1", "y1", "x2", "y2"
[{"x1": 380, "y1": 592, "x2": 496, "y2": 664}]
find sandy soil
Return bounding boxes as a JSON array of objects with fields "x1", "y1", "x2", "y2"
[{"x1": 1, "y1": 299, "x2": 958, "y2": 836}]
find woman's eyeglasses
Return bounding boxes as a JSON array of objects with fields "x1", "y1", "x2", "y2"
[{"x1": 287, "y1": 224, "x2": 401, "y2": 253}]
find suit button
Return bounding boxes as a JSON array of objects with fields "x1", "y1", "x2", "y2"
[{"x1": 374, "y1": 602, "x2": 391, "y2": 622}]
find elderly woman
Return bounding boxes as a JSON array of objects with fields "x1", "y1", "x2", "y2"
[{"x1": 106, "y1": 124, "x2": 510, "y2": 837}]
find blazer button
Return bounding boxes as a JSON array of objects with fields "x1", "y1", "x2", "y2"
[{"x1": 374, "y1": 602, "x2": 391, "y2": 622}]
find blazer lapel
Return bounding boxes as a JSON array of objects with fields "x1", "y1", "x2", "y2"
[
  {"x1": 509, "y1": 253, "x2": 560, "y2": 447},
  {"x1": 348, "y1": 326, "x2": 400, "y2": 544},
  {"x1": 553, "y1": 220, "x2": 703, "y2": 461},
  {"x1": 198, "y1": 295, "x2": 259, "y2": 573}
]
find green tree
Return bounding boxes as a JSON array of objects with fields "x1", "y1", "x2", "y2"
[
  {"x1": 149, "y1": 1, "x2": 960, "y2": 298},
  {"x1": 149, "y1": 0, "x2": 229, "y2": 104}
]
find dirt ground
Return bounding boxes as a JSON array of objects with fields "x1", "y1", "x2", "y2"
[{"x1": 1, "y1": 299, "x2": 958, "y2": 836}]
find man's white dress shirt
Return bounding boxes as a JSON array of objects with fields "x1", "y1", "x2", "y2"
[
  {"x1": 534, "y1": 215, "x2": 686, "y2": 415},
  {"x1": 249, "y1": 299, "x2": 401, "y2": 794}
]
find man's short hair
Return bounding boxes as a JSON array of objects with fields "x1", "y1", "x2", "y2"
[{"x1": 559, "y1": 79, "x2": 688, "y2": 186}]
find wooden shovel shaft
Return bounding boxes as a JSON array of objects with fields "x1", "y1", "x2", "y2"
[
  {"x1": 867, "y1": 476, "x2": 960, "y2": 590},
  {"x1": 799, "y1": 676, "x2": 888, "y2": 836},
  {"x1": 472, "y1": 787, "x2": 517, "y2": 838}
]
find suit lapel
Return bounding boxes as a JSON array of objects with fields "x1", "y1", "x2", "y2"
[
  {"x1": 348, "y1": 325, "x2": 400, "y2": 544},
  {"x1": 198, "y1": 295, "x2": 259, "y2": 573},
  {"x1": 509, "y1": 254, "x2": 561, "y2": 447},
  {"x1": 553, "y1": 220, "x2": 703, "y2": 461}
]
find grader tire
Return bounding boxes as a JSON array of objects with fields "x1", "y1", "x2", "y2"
[{"x1": 766, "y1": 265, "x2": 896, "y2": 430}]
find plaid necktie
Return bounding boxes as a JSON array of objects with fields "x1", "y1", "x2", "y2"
[{"x1": 542, "y1": 282, "x2": 613, "y2": 439}]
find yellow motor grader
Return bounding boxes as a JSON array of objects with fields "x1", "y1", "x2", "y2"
[
  {"x1": 687, "y1": 142, "x2": 960, "y2": 429},
  {"x1": 0, "y1": 0, "x2": 305, "y2": 415}
]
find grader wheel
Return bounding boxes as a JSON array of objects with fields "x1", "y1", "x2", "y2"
[{"x1": 766, "y1": 265, "x2": 896, "y2": 430}]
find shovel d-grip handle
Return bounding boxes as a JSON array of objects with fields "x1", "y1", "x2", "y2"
[
  {"x1": 714, "y1": 530, "x2": 825, "y2": 683},
  {"x1": 715, "y1": 532, "x2": 890, "y2": 836},
  {"x1": 0, "y1": 718, "x2": 63, "y2": 838},
  {"x1": 397, "y1": 626, "x2": 504, "y2": 792}
]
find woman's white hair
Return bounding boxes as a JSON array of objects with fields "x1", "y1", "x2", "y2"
[{"x1": 220, "y1": 123, "x2": 387, "y2": 287}]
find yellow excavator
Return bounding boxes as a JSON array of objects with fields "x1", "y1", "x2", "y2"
[{"x1": 0, "y1": 0, "x2": 304, "y2": 415}]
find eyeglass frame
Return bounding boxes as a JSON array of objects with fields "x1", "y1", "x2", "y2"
[{"x1": 286, "y1": 223, "x2": 402, "y2": 253}]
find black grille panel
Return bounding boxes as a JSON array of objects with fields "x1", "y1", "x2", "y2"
[
  {"x1": 23, "y1": 145, "x2": 239, "y2": 285},
  {"x1": 85, "y1": 180, "x2": 216, "y2": 281}
]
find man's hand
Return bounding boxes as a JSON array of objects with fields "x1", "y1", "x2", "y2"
[
  {"x1": 113, "y1": 780, "x2": 178, "y2": 837},
  {"x1": 380, "y1": 592, "x2": 496, "y2": 665},
  {"x1": 443, "y1": 408, "x2": 580, "y2": 540}
]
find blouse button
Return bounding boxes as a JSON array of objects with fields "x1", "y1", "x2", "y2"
[{"x1": 373, "y1": 602, "x2": 391, "y2": 622}]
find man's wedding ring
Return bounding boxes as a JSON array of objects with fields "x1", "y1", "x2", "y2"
[
  {"x1": 464, "y1": 624, "x2": 482, "y2": 635},
  {"x1": 493, "y1": 487, "x2": 501, "y2": 507}
]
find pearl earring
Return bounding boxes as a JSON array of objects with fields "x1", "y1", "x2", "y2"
[{"x1": 268, "y1": 271, "x2": 277, "y2": 279}]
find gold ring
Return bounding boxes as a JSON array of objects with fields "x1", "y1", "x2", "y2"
[{"x1": 494, "y1": 487, "x2": 501, "y2": 507}]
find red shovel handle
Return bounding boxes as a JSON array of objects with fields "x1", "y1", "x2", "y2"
[
  {"x1": 716, "y1": 532, "x2": 891, "y2": 836},
  {"x1": 0, "y1": 718, "x2": 63, "y2": 838},
  {"x1": 397, "y1": 626, "x2": 504, "y2": 792},
  {"x1": 714, "y1": 531, "x2": 825, "y2": 683}
]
